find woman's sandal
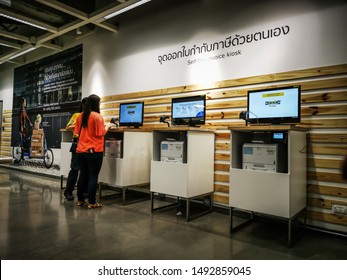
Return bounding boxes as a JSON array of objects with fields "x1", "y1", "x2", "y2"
[
  {"x1": 76, "y1": 200, "x2": 87, "y2": 207},
  {"x1": 88, "y1": 202, "x2": 102, "y2": 209}
]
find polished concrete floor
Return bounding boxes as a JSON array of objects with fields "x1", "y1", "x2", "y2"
[{"x1": 0, "y1": 166, "x2": 346, "y2": 260}]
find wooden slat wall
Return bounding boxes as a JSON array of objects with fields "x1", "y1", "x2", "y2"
[
  {"x1": 2, "y1": 64, "x2": 347, "y2": 230},
  {"x1": 100, "y1": 63, "x2": 347, "y2": 230},
  {"x1": 0, "y1": 110, "x2": 12, "y2": 157}
]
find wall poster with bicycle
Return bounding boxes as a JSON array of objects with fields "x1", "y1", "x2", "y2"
[{"x1": 11, "y1": 44, "x2": 83, "y2": 168}]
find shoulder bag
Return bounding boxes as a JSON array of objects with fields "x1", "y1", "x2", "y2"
[{"x1": 69, "y1": 125, "x2": 82, "y2": 153}]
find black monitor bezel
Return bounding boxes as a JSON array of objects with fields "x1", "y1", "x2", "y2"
[
  {"x1": 171, "y1": 95, "x2": 206, "y2": 127},
  {"x1": 118, "y1": 101, "x2": 144, "y2": 128},
  {"x1": 247, "y1": 85, "x2": 301, "y2": 125}
]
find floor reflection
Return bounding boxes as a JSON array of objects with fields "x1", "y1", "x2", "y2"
[{"x1": 1, "y1": 167, "x2": 346, "y2": 260}]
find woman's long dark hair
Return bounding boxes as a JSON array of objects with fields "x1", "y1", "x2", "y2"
[
  {"x1": 82, "y1": 94, "x2": 101, "y2": 128},
  {"x1": 79, "y1": 97, "x2": 88, "y2": 113}
]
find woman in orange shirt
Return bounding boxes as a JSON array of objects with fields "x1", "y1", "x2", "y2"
[
  {"x1": 63, "y1": 97, "x2": 87, "y2": 201},
  {"x1": 73, "y1": 94, "x2": 114, "y2": 208}
]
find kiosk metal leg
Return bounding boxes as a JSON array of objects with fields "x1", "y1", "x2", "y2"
[
  {"x1": 60, "y1": 175, "x2": 64, "y2": 190},
  {"x1": 230, "y1": 208, "x2": 255, "y2": 233},
  {"x1": 288, "y1": 218, "x2": 292, "y2": 247},
  {"x1": 151, "y1": 192, "x2": 180, "y2": 213},
  {"x1": 230, "y1": 207, "x2": 306, "y2": 248},
  {"x1": 287, "y1": 207, "x2": 307, "y2": 248},
  {"x1": 186, "y1": 194, "x2": 213, "y2": 221},
  {"x1": 152, "y1": 193, "x2": 212, "y2": 222}
]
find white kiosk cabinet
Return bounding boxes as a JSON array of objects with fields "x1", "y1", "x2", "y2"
[
  {"x1": 98, "y1": 128, "x2": 152, "y2": 204},
  {"x1": 150, "y1": 127, "x2": 215, "y2": 221},
  {"x1": 229, "y1": 125, "x2": 307, "y2": 247},
  {"x1": 60, "y1": 129, "x2": 73, "y2": 189}
]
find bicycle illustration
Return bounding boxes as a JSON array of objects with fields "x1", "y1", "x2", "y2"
[{"x1": 12, "y1": 127, "x2": 54, "y2": 168}]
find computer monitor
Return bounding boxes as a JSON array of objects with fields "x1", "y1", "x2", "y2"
[
  {"x1": 171, "y1": 95, "x2": 206, "y2": 126},
  {"x1": 119, "y1": 101, "x2": 144, "y2": 128},
  {"x1": 247, "y1": 86, "x2": 301, "y2": 125}
]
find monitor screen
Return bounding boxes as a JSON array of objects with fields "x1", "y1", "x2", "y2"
[
  {"x1": 272, "y1": 131, "x2": 287, "y2": 142},
  {"x1": 119, "y1": 101, "x2": 144, "y2": 128},
  {"x1": 273, "y1": 132, "x2": 284, "y2": 140},
  {"x1": 247, "y1": 86, "x2": 301, "y2": 124},
  {"x1": 171, "y1": 95, "x2": 206, "y2": 126}
]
